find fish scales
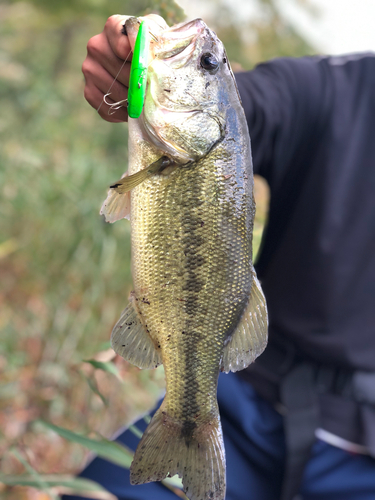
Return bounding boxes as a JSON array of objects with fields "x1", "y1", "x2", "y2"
[
  {"x1": 101, "y1": 15, "x2": 268, "y2": 500},
  {"x1": 132, "y1": 145, "x2": 253, "y2": 424}
]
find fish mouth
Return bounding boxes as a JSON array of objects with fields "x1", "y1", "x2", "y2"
[
  {"x1": 126, "y1": 16, "x2": 207, "y2": 61},
  {"x1": 163, "y1": 18, "x2": 206, "y2": 39},
  {"x1": 126, "y1": 17, "x2": 210, "y2": 64},
  {"x1": 154, "y1": 19, "x2": 206, "y2": 63}
]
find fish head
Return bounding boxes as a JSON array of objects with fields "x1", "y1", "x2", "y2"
[{"x1": 136, "y1": 18, "x2": 235, "y2": 163}]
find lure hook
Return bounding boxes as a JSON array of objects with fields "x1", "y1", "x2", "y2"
[{"x1": 103, "y1": 93, "x2": 129, "y2": 115}]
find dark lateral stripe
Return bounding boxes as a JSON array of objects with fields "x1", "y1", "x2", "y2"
[{"x1": 179, "y1": 173, "x2": 206, "y2": 438}]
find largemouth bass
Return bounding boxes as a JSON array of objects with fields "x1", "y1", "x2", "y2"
[{"x1": 101, "y1": 15, "x2": 268, "y2": 500}]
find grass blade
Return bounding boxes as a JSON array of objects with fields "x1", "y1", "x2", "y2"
[
  {"x1": 83, "y1": 359, "x2": 120, "y2": 378},
  {"x1": 36, "y1": 420, "x2": 133, "y2": 468},
  {"x1": 163, "y1": 475, "x2": 184, "y2": 489},
  {"x1": 84, "y1": 373, "x2": 108, "y2": 406},
  {"x1": 9, "y1": 449, "x2": 59, "y2": 500},
  {"x1": 143, "y1": 414, "x2": 152, "y2": 424},
  {"x1": 0, "y1": 474, "x2": 117, "y2": 499},
  {"x1": 128, "y1": 424, "x2": 143, "y2": 439}
]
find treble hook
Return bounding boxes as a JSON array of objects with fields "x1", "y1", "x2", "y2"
[{"x1": 103, "y1": 93, "x2": 129, "y2": 115}]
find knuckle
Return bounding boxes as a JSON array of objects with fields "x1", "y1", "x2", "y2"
[
  {"x1": 86, "y1": 34, "x2": 100, "y2": 57},
  {"x1": 104, "y1": 14, "x2": 120, "y2": 33},
  {"x1": 81, "y1": 58, "x2": 96, "y2": 82},
  {"x1": 81, "y1": 58, "x2": 91, "y2": 78},
  {"x1": 105, "y1": 15, "x2": 129, "y2": 59}
]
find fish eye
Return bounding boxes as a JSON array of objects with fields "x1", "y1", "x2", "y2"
[{"x1": 200, "y1": 53, "x2": 219, "y2": 73}]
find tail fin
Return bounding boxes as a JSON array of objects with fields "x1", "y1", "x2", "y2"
[{"x1": 130, "y1": 407, "x2": 226, "y2": 500}]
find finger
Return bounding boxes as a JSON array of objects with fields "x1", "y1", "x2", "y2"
[
  {"x1": 83, "y1": 55, "x2": 130, "y2": 104},
  {"x1": 86, "y1": 32, "x2": 131, "y2": 88},
  {"x1": 83, "y1": 58, "x2": 129, "y2": 121},
  {"x1": 104, "y1": 15, "x2": 133, "y2": 62}
]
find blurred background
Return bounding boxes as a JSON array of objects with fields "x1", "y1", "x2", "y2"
[{"x1": 1, "y1": 0, "x2": 374, "y2": 498}]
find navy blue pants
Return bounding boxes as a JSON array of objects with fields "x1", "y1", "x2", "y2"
[{"x1": 63, "y1": 373, "x2": 375, "y2": 500}]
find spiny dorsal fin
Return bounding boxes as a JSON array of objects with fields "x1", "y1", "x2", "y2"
[
  {"x1": 111, "y1": 294, "x2": 162, "y2": 369},
  {"x1": 221, "y1": 267, "x2": 268, "y2": 373}
]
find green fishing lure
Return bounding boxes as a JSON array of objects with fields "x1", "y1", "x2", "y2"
[{"x1": 127, "y1": 21, "x2": 150, "y2": 119}]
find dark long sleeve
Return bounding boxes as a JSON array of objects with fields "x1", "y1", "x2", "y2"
[
  {"x1": 234, "y1": 54, "x2": 375, "y2": 371},
  {"x1": 236, "y1": 57, "x2": 330, "y2": 186}
]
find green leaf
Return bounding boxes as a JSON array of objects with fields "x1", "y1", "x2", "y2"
[
  {"x1": 97, "y1": 341, "x2": 112, "y2": 351},
  {"x1": 163, "y1": 474, "x2": 184, "y2": 489},
  {"x1": 36, "y1": 420, "x2": 133, "y2": 468},
  {"x1": 85, "y1": 373, "x2": 108, "y2": 406},
  {"x1": 0, "y1": 474, "x2": 117, "y2": 499},
  {"x1": 83, "y1": 359, "x2": 120, "y2": 377},
  {"x1": 9, "y1": 449, "x2": 59, "y2": 500},
  {"x1": 128, "y1": 424, "x2": 143, "y2": 439}
]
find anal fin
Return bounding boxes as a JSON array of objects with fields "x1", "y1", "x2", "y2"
[
  {"x1": 111, "y1": 294, "x2": 162, "y2": 369},
  {"x1": 221, "y1": 267, "x2": 268, "y2": 373}
]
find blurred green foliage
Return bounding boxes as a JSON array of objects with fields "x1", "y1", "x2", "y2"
[
  {"x1": 1, "y1": 4, "x2": 130, "y2": 369},
  {"x1": 5, "y1": 0, "x2": 185, "y2": 22},
  {"x1": 0, "y1": 0, "x2": 317, "y2": 495}
]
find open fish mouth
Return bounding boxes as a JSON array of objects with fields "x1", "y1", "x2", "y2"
[{"x1": 154, "y1": 19, "x2": 206, "y2": 64}]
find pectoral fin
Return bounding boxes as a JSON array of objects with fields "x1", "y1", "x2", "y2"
[
  {"x1": 111, "y1": 294, "x2": 162, "y2": 369},
  {"x1": 221, "y1": 267, "x2": 268, "y2": 373},
  {"x1": 100, "y1": 173, "x2": 131, "y2": 223},
  {"x1": 110, "y1": 156, "x2": 172, "y2": 194}
]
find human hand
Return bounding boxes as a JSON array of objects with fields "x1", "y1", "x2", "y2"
[
  {"x1": 82, "y1": 14, "x2": 167, "y2": 123},
  {"x1": 82, "y1": 15, "x2": 132, "y2": 122}
]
